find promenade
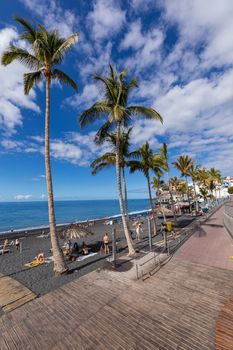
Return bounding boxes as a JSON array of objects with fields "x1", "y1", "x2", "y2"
[{"x1": 1, "y1": 207, "x2": 233, "y2": 349}]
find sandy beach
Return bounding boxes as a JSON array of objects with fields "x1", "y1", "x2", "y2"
[{"x1": 0, "y1": 213, "x2": 194, "y2": 300}]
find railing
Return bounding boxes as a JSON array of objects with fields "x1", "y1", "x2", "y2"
[
  {"x1": 136, "y1": 198, "x2": 228, "y2": 280},
  {"x1": 224, "y1": 201, "x2": 233, "y2": 218}
]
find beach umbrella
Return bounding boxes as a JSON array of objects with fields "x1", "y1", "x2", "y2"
[
  {"x1": 149, "y1": 207, "x2": 173, "y2": 220},
  {"x1": 59, "y1": 224, "x2": 94, "y2": 240},
  {"x1": 154, "y1": 207, "x2": 173, "y2": 215}
]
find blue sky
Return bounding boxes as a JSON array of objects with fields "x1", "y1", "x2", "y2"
[{"x1": 0, "y1": 0, "x2": 233, "y2": 201}]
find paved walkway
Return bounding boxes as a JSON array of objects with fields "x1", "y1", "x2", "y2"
[
  {"x1": 175, "y1": 207, "x2": 233, "y2": 270},
  {"x1": 1, "y1": 207, "x2": 233, "y2": 350}
]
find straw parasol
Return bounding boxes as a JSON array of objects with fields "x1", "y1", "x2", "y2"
[
  {"x1": 154, "y1": 207, "x2": 173, "y2": 216},
  {"x1": 59, "y1": 224, "x2": 94, "y2": 240},
  {"x1": 149, "y1": 207, "x2": 173, "y2": 220}
]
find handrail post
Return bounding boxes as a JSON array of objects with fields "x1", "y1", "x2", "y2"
[
  {"x1": 112, "y1": 228, "x2": 116, "y2": 268},
  {"x1": 148, "y1": 217, "x2": 152, "y2": 250}
]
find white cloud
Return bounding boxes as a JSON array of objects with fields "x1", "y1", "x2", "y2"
[
  {"x1": 120, "y1": 22, "x2": 164, "y2": 72},
  {"x1": 14, "y1": 194, "x2": 32, "y2": 200},
  {"x1": 50, "y1": 140, "x2": 83, "y2": 164},
  {"x1": 155, "y1": 68, "x2": 233, "y2": 133},
  {"x1": 161, "y1": 0, "x2": 233, "y2": 68},
  {"x1": 20, "y1": 0, "x2": 78, "y2": 37},
  {"x1": 120, "y1": 20, "x2": 145, "y2": 50},
  {"x1": 0, "y1": 28, "x2": 40, "y2": 134},
  {"x1": 78, "y1": 42, "x2": 112, "y2": 81},
  {"x1": 31, "y1": 175, "x2": 46, "y2": 181},
  {"x1": 67, "y1": 83, "x2": 100, "y2": 109},
  {"x1": 88, "y1": 0, "x2": 125, "y2": 40}
]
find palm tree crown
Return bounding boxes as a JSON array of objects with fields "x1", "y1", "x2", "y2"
[
  {"x1": 173, "y1": 155, "x2": 193, "y2": 177},
  {"x1": 91, "y1": 128, "x2": 136, "y2": 174},
  {"x1": 79, "y1": 65, "x2": 163, "y2": 129},
  {"x1": 1, "y1": 17, "x2": 78, "y2": 94}
]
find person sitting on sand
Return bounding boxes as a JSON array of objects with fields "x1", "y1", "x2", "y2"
[
  {"x1": 69, "y1": 242, "x2": 79, "y2": 261},
  {"x1": 35, "y1": 253, "x2": 44, "y2": 263},
  {"x1": 103, "y1": 233, "x2": 110, "y2": 254},
  {"x1": 81, "y1": 241, "x2": 89, "y2": 255}
]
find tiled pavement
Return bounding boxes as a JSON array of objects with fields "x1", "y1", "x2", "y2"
[{"x1": 175, "y1": 207, "x2": 233, "y2": 270}]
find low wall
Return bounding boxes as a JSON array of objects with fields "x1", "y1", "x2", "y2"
[{"x1": 223, "y1": 202, "x2": 233, "y2": 239}]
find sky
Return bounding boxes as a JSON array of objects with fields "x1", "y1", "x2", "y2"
[{"x1": 0, "y1": 0, "x2": 233, "y2": 201}]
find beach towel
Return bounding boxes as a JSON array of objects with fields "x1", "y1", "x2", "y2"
[
  {"x1": 25, "y1": 257, "x2": 53, "y2": 268},
  {"x1": 76, "y1": 252, "x2": 98, "y2": 261}
]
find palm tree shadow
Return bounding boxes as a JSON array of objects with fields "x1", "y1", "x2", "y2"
[{"x1": 195, "y1": 227, "x2": 207, "y2": 237}]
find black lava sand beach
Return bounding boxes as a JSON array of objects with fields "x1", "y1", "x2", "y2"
[{"x1": 0, "y1": 215, "x2": 194, "y2": 298}]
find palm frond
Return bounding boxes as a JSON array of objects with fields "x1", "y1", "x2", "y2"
[
  {"x1": 52, "y1": 33, "x2": 79, "y2": 63},
  {"x1": 52, "y1": 69, "x2": 77, "y2": 91},
  {"x1": 14, "y1": 16, "x2": 36, "y2": 42},
  {"x1": 79, "y1": 101, "x2": 111, "y2": 128},
  {"x1": 24, "y1": 71, "x2": 43, "y2": 95},
  {"x1": 91, "y1": 152, "x2": 116, "y2": 174},
  {"x1": 1, "y1": 45, "x2": 40, "y2": 69},
  {"x1": 127, "y1": 106, "x2": 163, "y2": 123},
  {"x1": 94, "y1": 121, "x2": 114, "y2": 145}
]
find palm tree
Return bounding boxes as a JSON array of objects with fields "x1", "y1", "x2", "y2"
[
  {"x1": 151, "y1": 172, "x2": 164, "y2": 200},
  {"x1": 91, "y1": 128, "x2": 137, "y2": 224},
  {"x1": 188, "y1": 164, "x2": 199, "y2": 198},
  {"x1": 129, "y1": 142, "x2": 164, "y2": 235},
  {"x1": 196, "y1": 167, "x2": 211, "y2": 189},
  {"x1": 158, "y1": 143, "x2": 177, "y2": 220},
  {"x1": 208, "y1": 167, "x2": 221, "y2": 197},
  {"x1": 1, "y1": 17, "x2": 79, "y2": 274},
  {"x1": 170, "y1": 176, "x2": 179, "y2": 194},
  {"x1": 79, "y1": 65, "x2": 163, "y2": 255},
  {"x1": 151, "y1": 173, "x2": 167, "y2": 221},
  {"x1": 173, "y1": 155, "x2": 193, "y2": 210},
  {"x1": 199, "y1": 187, "x2": 211, "y2": 202}
]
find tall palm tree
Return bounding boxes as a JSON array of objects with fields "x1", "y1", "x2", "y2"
[
  {"x1": 188, "y1": 164, "x2": 199, "y2": 198},
  {"x1": 129, "y1": 142, "x2": 164, "y2": 235},
  {"x1": 208, "y1": 167, "x2": 221, "y2": 197},
  {"x1": 91, "y1": 128, "x2": 137, "y2": 223},
  {"x1": 158, "y1": 143, "x2": 176, "y2": 220},
  {"x1": 151, "y1": 173, "x2": 166, "y2": 221},
  {"x1": 1, "y1": 17, "x2": 79, "y2": 274},
  {"x1": 196, "y1": 167, "x2": 210, "y2": 189},
  {"x1": 173, "y1": 155, "x2": 193, "y2": 210},
  {"x1": 79, "y1": 65, "x2": 163, "y2": 255}
]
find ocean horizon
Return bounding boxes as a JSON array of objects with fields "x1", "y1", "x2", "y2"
[{"x1": 0, "y1": 199, "x2": 150, "y2": 232}]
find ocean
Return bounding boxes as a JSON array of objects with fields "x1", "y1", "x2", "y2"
[{"x1": 0, "y1": 199, "x2": 150, "y2": 232}]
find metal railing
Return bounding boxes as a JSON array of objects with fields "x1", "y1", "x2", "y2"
[{"x1": 136, "y1": 198, "x2": 228, "y2": 280}]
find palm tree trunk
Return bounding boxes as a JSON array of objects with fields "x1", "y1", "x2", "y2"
[
  {"x1": 168, "y1": 170, "x2": 176, "y2": 222},
  {"x1": 185, "y1": 176, "x2": 191, "y2": 213},
  {"x1": 45, "y1": 78, "x2": 67, "y2": 274},
  {"x1": 116, "y1": 122, "x2": 135, "y2": 255},
  {"x1": 147, "y1": 173, "x2": 157, "y2": 235},
  {"x1": 122, "y1": 166, "x2": 130, "y2": 228}
]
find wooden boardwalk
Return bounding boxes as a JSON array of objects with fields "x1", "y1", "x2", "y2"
[
  {"x1": 0, "y1": 273, "x2": 36, "y2": 314},
  {"x1": 215, "y1": 295, "x2": 233, "y2": 350},
  {"x1": 1, "y1": 207, "x2": 233, "y2": 349}
]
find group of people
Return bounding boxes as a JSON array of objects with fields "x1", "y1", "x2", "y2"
[
  {"x1": 1, "y1": 238, "x2": 20, "y2": 250},
  {"x1": 63, "y1": 240, "x2": 90, "y2": 261}
]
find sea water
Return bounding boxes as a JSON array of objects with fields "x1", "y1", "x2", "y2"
[{"x1": 0, "y1": 199, "x2": 150, "y2": 232}]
